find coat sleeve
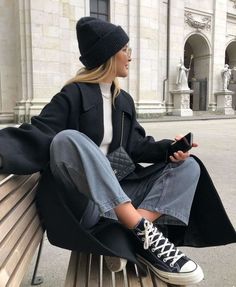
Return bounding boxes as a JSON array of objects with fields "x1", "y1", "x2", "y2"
[
  {"x1": 0, "y1": 83, "x2": 79, "y2": 174},
  {"x1": 125, "y1": 95, "x2": 173, "y2": 163}
]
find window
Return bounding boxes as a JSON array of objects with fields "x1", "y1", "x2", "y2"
[{"x1": 90, "y1": 0, "x2": 110, "y2": 21}]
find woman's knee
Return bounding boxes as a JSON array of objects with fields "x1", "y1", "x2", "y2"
[
  {"x1": 50, "y1": 130, "x2": 87, "y2": 152},
  {"x1": 50, "y1": 130, "x2": 85, "y2": 160}
]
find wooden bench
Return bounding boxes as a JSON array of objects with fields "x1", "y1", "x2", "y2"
[
  {"x1": 64, "y1": 252, "x2": 185, "y2": 287},
  {"x1": 0, "y1": 173, "x2": 44, "y2": 287},
  {"x1": 0, "y1": 173, "x2": 185, "y2": 287}
]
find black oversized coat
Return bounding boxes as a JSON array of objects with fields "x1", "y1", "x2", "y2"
[{"x1": 0, "y1": 82, "x2": 235, "y2": 263}]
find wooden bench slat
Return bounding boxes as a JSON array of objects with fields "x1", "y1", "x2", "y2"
[
  {"x1": 5, "y1": 228, "x2": 43, "y2": 287},
  {"x1": 0, "y1": 174, "x2": 39, "y2": 188},
  {"x1": 0, "y1": 175, "x2": 31, "y2": 201},
  {"x1": 74, "y1": 252, "x2": 88, "y2": 287},
  {"x1": 0, "y1": 204, "x2": 38, "y2": 266},
  {"x1": 88, "y1": 254, "x2": 102, "y2": 287},
  {"x1": 0, "y1": 185, "x2": 37, "y2": 243},
  {"x1": 0, "y1": 174, "x2": 14, "y2": 185},
  {"x1": 150, "y1": 272, "x2": 169, "y2": 287},
  {"x1": 0, "y1": 174, "x2": 39, "y2": 220},
  {"x1": 0, "y1": 215, "x2": 41, "y2": 278},
  {"x1": 111, "y1": 269, "x2": 126, "y2": 287},
  {"x1": 100, "y1": 256, "x2": 115, "y2": 287},
  {"x1": 64, "y1": 251, "x2": 79, "y2": 285},
  {"x1": 126, "y1": 263, "x2": 160, "y2": 287},
  {"x1": 125, "y1": 264, "x2": 141, "y2": 287},
  {"x1": 139, "y1": 269, "x2": 156, "y2": 286},
  {"x1": 0, "y1": 174, "x2": 44, "y2": 287}
]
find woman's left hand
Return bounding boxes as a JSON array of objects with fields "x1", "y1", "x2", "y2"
[{"x1": 169, "y1": 150, "x2": 190, "y2": 162}]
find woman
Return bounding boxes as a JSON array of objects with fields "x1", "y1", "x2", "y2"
[{"x1": 0, "y1": 17, "x2": 235, "y2": 286}]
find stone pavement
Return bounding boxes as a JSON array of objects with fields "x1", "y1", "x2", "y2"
[{"x1": 21, "y1": 118, "x2": 236, "y2": 287}]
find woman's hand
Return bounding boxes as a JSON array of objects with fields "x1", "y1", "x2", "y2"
[{"x1": 169, "y1": 134, "x2": 198, "y2": 163}]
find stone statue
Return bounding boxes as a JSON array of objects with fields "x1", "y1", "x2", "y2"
[
  {"x1": 176, "y1": 58, "x2": 190, "y2": 90},
  {"x1": 221, "y1": 64, "x2": 232, "y2": 91}
]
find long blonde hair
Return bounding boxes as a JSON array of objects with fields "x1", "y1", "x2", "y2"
[{"x1": 66, "y1": 56, "x2": 120, "y2": 103}]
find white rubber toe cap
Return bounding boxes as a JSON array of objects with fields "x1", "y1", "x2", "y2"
[{"x1": 180, "y1": 260, "x2": 197, "y2": 272}]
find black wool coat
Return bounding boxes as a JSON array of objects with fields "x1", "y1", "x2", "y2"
[{"x1": 0, "y1": 82, "x2": 235, "y2": 263}]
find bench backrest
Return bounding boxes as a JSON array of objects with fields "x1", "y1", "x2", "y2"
[{"x1": 0, "y1": 173, "x2": 43, "y2": 287}]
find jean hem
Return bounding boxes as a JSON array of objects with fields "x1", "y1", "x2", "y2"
[
  {"x1": 99, "y1": 196, "x2": 131, "y2": 214},
  {"x1": 138, "y1": 204, "x2": 189, "y2": 225}
]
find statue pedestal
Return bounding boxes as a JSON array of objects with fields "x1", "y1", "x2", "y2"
[
  {"x1": 215, "y1": 90, "x2": 235, "y2": 115},
  {"x1": 170, "y1": 90, "x2": 193, "y2": 116}
]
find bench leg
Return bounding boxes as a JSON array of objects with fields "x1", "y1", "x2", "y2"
[{"x1": 31, "y1": 234, "x2": 44, "y2": 285}]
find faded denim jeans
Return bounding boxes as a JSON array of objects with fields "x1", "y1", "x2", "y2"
[{"x1": 50, "y1": 130, "x2": 200, "y2": 229}]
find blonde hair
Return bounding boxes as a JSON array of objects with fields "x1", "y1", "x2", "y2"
[{"x1": 66, "y1": 56, "x2": 120, "y2": 103}]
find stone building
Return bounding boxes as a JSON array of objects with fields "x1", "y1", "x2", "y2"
[{"x1": 0, "y1": 0, "x2": 236, "y2": 123}]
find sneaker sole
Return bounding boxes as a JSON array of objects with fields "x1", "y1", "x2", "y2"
[{"x1": 137, "y1": 255, "x2": 204, "y2": 285}]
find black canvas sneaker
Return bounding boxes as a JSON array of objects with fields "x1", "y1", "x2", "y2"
[{"x1": 133, "y1": 218, "x2": 204, "y2": 285}]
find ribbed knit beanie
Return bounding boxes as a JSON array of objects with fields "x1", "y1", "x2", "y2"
[{"x1": 76, "y1": 17, "x2": 129, "y2": 69}]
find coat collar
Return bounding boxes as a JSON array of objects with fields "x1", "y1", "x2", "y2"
[
  {"x1": 77, "y1": 82, "x2": 102, "y2": 112},
  {"x1": 77, "y1": 82, "x2": 132, "y2": 116}
]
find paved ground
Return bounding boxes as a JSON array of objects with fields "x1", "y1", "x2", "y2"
[{"x1": 21, "y1": 118, "x2": 236, "y2": 287}]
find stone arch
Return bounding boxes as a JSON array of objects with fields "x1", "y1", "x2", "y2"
[
  {"x1": 225, "y1": 40, "x2": 236, "y2": 67},
  {"x1": 184, "y1": 33, "x2": 211, "y2": 111},
  {"x1": 225, "y1": 41, "x2": 236, "y2": 109}
]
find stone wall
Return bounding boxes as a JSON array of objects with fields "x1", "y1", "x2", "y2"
[
  {"x1": 0, "y1": 0, "x2": 236, "y2": 123},
  {"x1": 0, "y1": 1, "x2": 18, "y2": 122}
]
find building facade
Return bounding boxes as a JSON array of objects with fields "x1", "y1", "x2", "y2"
[{"x1": 0, "y1": 0, "x2": 236, "y2": 123}]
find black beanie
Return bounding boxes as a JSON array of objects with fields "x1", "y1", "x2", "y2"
[{"x1": 76, "y1": 17, "x2": 129, "y2": 69}]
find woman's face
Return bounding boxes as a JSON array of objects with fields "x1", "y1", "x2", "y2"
[{"x1": 114, "y1": 45, "x2": 132, "y2": 78}]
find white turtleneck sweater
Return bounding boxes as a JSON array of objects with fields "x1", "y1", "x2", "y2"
[{"x1": 99, "y1": 83, "x2": 113, "y2": 155}]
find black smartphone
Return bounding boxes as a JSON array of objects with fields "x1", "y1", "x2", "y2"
[{"x1": 168, "y1": 132, "x2": 193, "y2": 157}]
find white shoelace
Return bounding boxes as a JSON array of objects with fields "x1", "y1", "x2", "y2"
[{"x1": 138, "y1": 220, "x2": 185, "y2": 266}]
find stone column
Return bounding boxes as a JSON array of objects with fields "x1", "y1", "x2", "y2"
[
  {"x1": 13, "y1": 0, "x2": 33, "y2": 123},
  {"x1": 210, "y1": 0, "x2": 227, "y2": 111},
  {"x1": 133, "y1": 1, "x2": 165, "y2": 119},
  {"x1": 0, "y1": 1, "x2": 19, "y2": 123},
  {"x1": 167, "y1": 0, "x2": 186, "y2": 113}
]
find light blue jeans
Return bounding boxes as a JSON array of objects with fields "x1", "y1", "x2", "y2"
[{"x1": 50, "y1": 130, "x2": 200, "y2": 229}]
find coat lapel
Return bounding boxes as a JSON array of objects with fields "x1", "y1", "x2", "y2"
[
  {"x1": 76, "y1": 83, "x2": 104, "y2": 145},
  {"x1": 78, "y1": 82, "x2": 103, "y2": 111},
  {"x1": 76, "y1": 82, "x2": 132, "y2": 151}
]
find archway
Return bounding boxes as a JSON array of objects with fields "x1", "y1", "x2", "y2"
[
  {"x1": 184, "y1": 34, "x2": 210, "y2": 111},
  {"x1": 225, "y1": 41, "x2": 236, "y2": 109}
]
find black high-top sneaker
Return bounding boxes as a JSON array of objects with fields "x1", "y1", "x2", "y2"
[{"x1": 133, "y1": 218, "x2": 204, "y2": 285}]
